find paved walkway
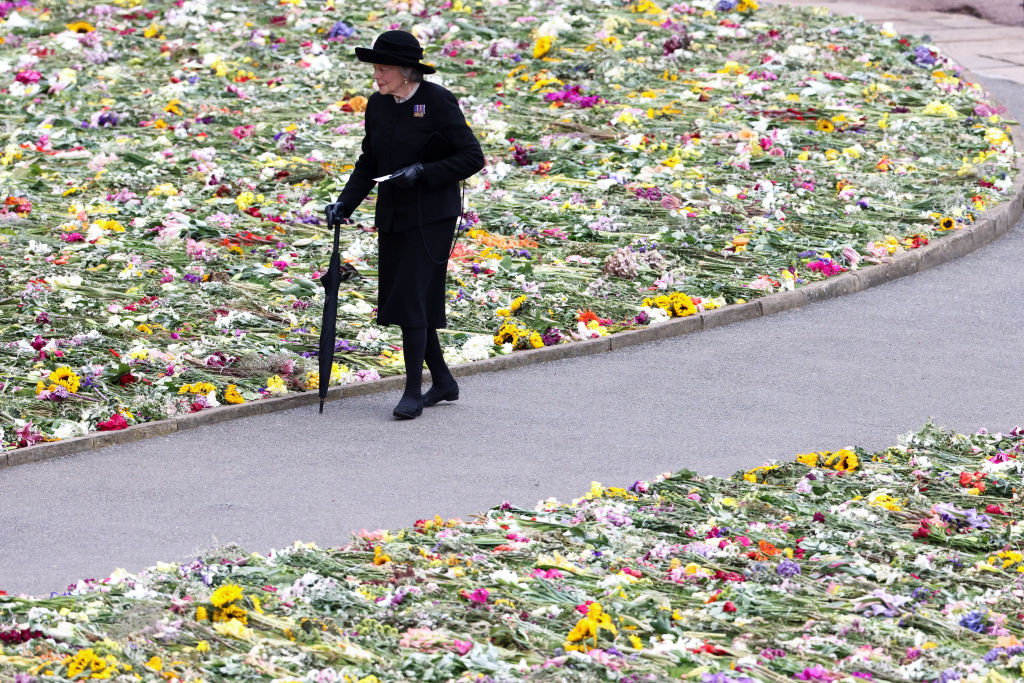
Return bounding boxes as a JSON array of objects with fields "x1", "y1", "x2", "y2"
[
  {"x1": 781, "y1": 0, "x2": 1024, "y2": 83},
  {"x1": 2, "y1": 11, "x2": 1023, "y2": 597}
]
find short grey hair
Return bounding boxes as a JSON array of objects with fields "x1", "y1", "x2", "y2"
[{"x1": 399, "y1": 66, "x2": 424, "y2": 83}]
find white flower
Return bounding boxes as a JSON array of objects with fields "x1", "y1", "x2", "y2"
[{"x1": 490, "y1": 569, "x2": 522, "y2": 586}]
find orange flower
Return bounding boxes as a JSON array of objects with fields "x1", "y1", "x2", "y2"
[
  {"x1": 343, "y1": 95, "x2": 368, "y2": 113},
  {"x1": 758, "y1": 539, "x2": 780, "y2": 556},
  {"x1": 577, "y1": 309, "x2": 600, "y2": 323}
]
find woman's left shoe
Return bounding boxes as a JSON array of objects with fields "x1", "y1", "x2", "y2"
[{"x1": 393, "y1": 395, "x2": 423, "y2": 419}]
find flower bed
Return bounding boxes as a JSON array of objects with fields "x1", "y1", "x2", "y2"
[
  {"x1": 0, "y1": 0, "x2": 1017, "y2": 446},
  {"x1": 2, "y1": 422, "x2": 1023, "y2": 681}
]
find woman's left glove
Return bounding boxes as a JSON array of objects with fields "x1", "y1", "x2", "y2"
[{"x1": 390, "y1": 162, "x2": 424, "y2": 188}]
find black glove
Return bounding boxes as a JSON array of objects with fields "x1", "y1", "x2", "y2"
[
  {"x1": 324, "y1": 201, "x2": 351, "y2": 225},
  {"x1": 389, "y1": 162, "x2": 424, "y2": 188}
]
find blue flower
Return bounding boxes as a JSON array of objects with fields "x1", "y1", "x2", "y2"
[{"x1": 959, "y1": 610, "x2": 986, "y2": 633}]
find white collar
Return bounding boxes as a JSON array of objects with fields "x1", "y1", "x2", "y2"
[{"x1": 393, "y1": 81, "x2": 421, "y2": 104}]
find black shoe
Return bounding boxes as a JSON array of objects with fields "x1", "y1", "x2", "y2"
[
  {"x1": 393, "y1": 395, "x2": 423, "y2": 419},
  {"x1": 423, "y1": 378, "x2": 459, "y2": 407}
]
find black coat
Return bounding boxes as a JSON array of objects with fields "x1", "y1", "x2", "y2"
[{"x1": 336, "y1": 81, "x2": 485, "y2": 232}]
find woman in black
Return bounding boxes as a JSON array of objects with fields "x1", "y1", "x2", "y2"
[{"x1": 326, "y1": 30, "x2": 485, "y2": 419}]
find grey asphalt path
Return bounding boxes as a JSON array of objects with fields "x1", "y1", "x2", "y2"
[{"x1": 2, "y1": 77, "x2": 1023, "y2": 598}]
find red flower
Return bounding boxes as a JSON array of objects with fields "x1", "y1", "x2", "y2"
[
  {"x1": 119, "y1": 373, "x2": 137, "y2": 387},
  {"x1": 97, "y1": 414, "x2": 128, "y2": 431},
  {"x1": 723, "y1": 601, "x2": 737, "y2": 613},
  {"x1": 986, "y1": 504, "x2": 1009, "y2": 516},
  {"x1": 690, "y1": 641, "x2": 729, "y2": 655},
  {"x1": 912, "y1": 520, "x2": 931, "y2": 539},
  {"x1": 959, "y1": 471, "x2": 987, "y2": 493}
]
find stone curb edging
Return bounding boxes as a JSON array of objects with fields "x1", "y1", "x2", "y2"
[{"x1": 3, "y1": 85, "x2": 1022, "y2": 471}]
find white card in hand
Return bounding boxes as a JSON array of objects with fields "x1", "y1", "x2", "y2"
[{"x1": 373, "y1": 174, "x2": 394, "y2": 182}]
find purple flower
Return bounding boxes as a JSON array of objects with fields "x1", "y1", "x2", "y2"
[
  {"x1": 776, "y1": 559, "x2": 801, "y2": 577},
  {"x1": 964, "y1": 508, "x2": 991, "y2": 529},
  {"x1": 327, "y1": 20, "x2": 356, "y2": 40},
  {"x1": 183, "y1": 273, "x2": 202, "y2": 284},
  {"x1": 913, "y1": 45, "x2": 936, "y2": 67},
  {"x1": 794, "y1": 665, "x2": 833, "y2": 681}
]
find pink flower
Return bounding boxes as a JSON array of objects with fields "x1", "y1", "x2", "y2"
[
  {"x1": 448, "y1": 639, "x2": 473, "y2": 655},
  {"x1": 15, "y1": 70, "x2": 42, "y2": 84},
  {"x1": 462, "y1": 588, "x2": 489, "y2": 604}
]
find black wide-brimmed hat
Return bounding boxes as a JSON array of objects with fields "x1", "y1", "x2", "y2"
[{"x1": 354, "y1": 30, "x2": 436, "y2": 74}]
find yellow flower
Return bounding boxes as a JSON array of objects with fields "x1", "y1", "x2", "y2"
[
  {"x1": 823, "y1": 448, "x2": 859, "y2": 471},
  {"x1": 796, "y1": 452, "x2": 819, "y2": 467},
  {"x1": 235, "y1": 191, "x2": 256, "y2": 211},
  {"x1": 816, "y1": 119, "x2": 834, "y2": 133},
  {"x1": 938, "y1": 216, "x2": 956, "y2": 230},
  {"x1": 209, "y1": 583, "x2": 243, "y2": 608},
  {"x1": 195, "y1": 640, "x2": 210, "y2": 653},
  {"x1": 529, "y1": 332, "x2": 544, "y2": 348},
  {"x1": 49, "y1": 366, "x2": 80, "y2": 394},
  {"x1": 224, "y1": 384, "x2": 245, "y2": 404},
  {"x1": 196, "y1": 606, "x2": 208, "y2": 621},
  {"x1": 266, "y1": 374, "x2": 287, "y2": 395},
  {"x1": 669, "y1": 292, "x2": 697, "y2": 317},
  {"x1": 510, "y1": 295, "x2": 527, "y2": 312},
  {"x1": 164, "y1": 98, "x2": 184, "y2": 116},
  {"x1": 922, "y1": 101, "x2": 958, "y2": 118},
  {"x1": 985, "y1": 127, "x2": 1010, "y2": 147},
  {"x1": 213, "y1": 618, "x2": 253, "y2": 641},
  {"x1": 564, "y1": 602, "x2": 618, "y2": 651},
  {"x1": 305, "y1": 371, "x2": 320, "y2": 390},
  {"x1": 533, "y1": 35, "x2": 554, "y2": 59},
  {"x1": 66, "y1": 21, "x2": 96, "y2": 33},
  {"x1": 136, "y1": 324, "x2": 154, "y2": 335},
  {"x1": 373, "y1": 546, "x2": 392, "y2": 565},
  {"x1": 145, "y1": 656, "x2": 163, "y2": 672}
]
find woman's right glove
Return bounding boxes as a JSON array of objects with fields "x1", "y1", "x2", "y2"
[{"x1": 324, "y1": 201, "x2": 351, "y2": 225}]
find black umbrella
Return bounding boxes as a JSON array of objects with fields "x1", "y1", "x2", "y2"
[{"x1": 318, "y1": 207, "x2": 359, "y2": 413}]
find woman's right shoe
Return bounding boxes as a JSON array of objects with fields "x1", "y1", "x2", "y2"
[
  {"x1": 422, "y1": 379, "x2": 459, "y2": 407},
  {"x1": 393, "y1": 394, "x2": 423, "y2": 419}
]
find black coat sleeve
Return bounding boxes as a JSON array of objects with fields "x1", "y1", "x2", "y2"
[
  {"x1": 335, "y1": 94, "x2": 379, "y2": 212},
  {"x1": 422, "y1": 89, "x2": 484, "y2": 190}
]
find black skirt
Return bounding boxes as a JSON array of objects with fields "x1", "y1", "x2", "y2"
[{"x1": 375, "y1": 217, "x2": 456, "y2": 328}]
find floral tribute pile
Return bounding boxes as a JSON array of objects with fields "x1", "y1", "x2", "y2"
[
  {"x1": 3, "y1": 423, "x2": 1024, "y2": 681},
  {"x1": 0, "y1": 0, "x2": 1018, "y2": 445}
]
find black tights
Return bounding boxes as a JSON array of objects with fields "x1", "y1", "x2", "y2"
[{"x1": 400, "y1": 326, "x2": 453, "y2": 399}]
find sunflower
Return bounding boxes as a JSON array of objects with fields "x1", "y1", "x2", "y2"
[
  {"x1": 224, "y1": 384, "x2": 245, "y2": 404},
  {"x1": 49, "y1": 366, "x2": 80, "y2": 394},
  {"x1": 65, "y1": 21, "x2": 96, "y2": 33},
  {"x1": 939, "y1": 216, "x2": 955, "y2": 230},
  {"x1": 815, "y1": 118, "x2": 835, "y2": 133},
  {"x1": 670, "y1": 293, "x2": 697, "y2": 317},
  {"x1": 796, "y1": 452, "x2": 820, "y2": 467},
  {"x1": 823, "y1": 448, "x2": 859, "y2": 472}
]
